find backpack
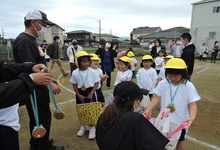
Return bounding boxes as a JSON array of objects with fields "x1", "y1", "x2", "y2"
[{"x1": 46, "y1": 43, "x2": 54, "y2": 56}]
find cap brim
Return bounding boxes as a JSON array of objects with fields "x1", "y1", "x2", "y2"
[{"x1": 41, "y1": 20, "x2": 56, "y2": 26}]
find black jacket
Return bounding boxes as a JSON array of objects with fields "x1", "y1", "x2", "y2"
[
  {"x1": 181, "y1": 44, "x2": 196, "y2": 74},
  {"x1": 151, "y1": 46, "x2": 166, "y2": 58},
  {"x1": 0, "y1": 62, "x2": 35, "y2": 108},
  {"x1": 51, "y1": 42, "x2": 59, "y2": 59},
  {"x1": 95, "y1": 48, "x2": 117, "y2": 70}
]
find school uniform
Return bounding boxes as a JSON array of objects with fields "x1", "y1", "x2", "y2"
[
  {"x1": 69, "y1": 67, "x2": 100, "y2": 104},
  {"x1": 158, "y1": 67, "x2": 165, "y2": 80},
  {"x1": 154, "y1": 56, "x2": 165, "y2": 74},
  {"x1": 93, "y1": 68, "x2": 105, "y2": 103},
  {"x1": 136, "y1": 68, "x2": 158, "y2": 95},
  {"x1": 114, "y1": 69, "x2": 132, "y2": 86}
]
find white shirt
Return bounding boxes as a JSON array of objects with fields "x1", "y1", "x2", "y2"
[
  {"x1": 136, "y1": 67, "x2": 158, "y2": 94},
  {"x1": 93, "y1": 68, "x2": 103, "y2": 89},
  {"x1": 114, "y1": 69, "x2": 132, "y2": 86},
  {"x1": 67, "y1": 45, "x2": 83, "y2": 63},
  {"x1": 0, "y1": 104, "x2": 20, "y2": 131},
  {"x1": 154, "y1": 56, "x2": 165, "y2": 71},
  {"x1": 155, "y1": 80, "x2": 201, "y2": 125},
  {"x1": 130, "y1": 57, "x2": 138, "y2": 71},
  {"x1": 159, "y1": 68, "x2": 165, "y2": 80},
  {"x1": 69, "y1": 67, "x2": 100, "y2": 88}
]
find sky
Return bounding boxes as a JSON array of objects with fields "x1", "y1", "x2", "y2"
[{"x1": 0, "y1": 0, "x2": 200, "y2": 39}]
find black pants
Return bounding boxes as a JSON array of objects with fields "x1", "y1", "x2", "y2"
[
  {"x1": 211, "y1": 51, "x2": 218, "y2": 63},
  {"x1": 199, "y1": 55, "x2": 202, "y2": 61},
  {"x1": 26, "y1": 86, "x2": 52, "y2": 150},
  {"x1": 70, "y1": 63, "x2": 77, "y2": 75},
  {"x1": 0, "y1": 125, "x2": 19, "y2": 150},
  {"x1": 102, "y1": 71, "x2": 111, "y2": 87}
]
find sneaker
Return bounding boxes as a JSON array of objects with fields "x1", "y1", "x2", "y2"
[
  {"x1": 77, "y1": 125, "x2": 87, "y2": 137},
  {"x1": 106, "y1": 86, "x2": 111, "y2": 89},
  {"x1": 88, "y1": 126, "x2": 96, "y2": 140}
]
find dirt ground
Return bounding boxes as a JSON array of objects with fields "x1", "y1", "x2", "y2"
[{"x1": 18, "y1": 59, "x2": 220, "y2": 150}]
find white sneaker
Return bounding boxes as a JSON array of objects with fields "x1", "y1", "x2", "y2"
[
  {"x1": 77, "y1": 125, "x2": 87, "y2": 137},
  {"x1": 88, "y1": 127, "x2": 96, "y2": 140}
]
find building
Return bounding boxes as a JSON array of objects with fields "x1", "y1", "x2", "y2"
[
  {"x1": 65, "y1": 30, "x2": 92, "y2": 46},
  {"x1": 191, "y1": 0, "x2": 220, "y2": 52},
  {"x1": 91, "y1": 33, "x2": 119, "y2": 42},
  {"x1": 138, "y1": 27, "x2": 190, "y2": 50},
  {"x1": 130, "y1": 26, "x2": 161, "y2": 43},
  {"x1": 37, "y1": 24, "x2": 65, "y2": 44}
]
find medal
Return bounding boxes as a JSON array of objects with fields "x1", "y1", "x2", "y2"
[
  {"x1": 167, "y1": 104, "x2": 176, "y2": 113},
  {"x1": 32, "y1": 125, "x2": 46, "y2": 138},
  {"x1": 53, "y1": 110, "x2": 65, "y2": 119},
  {"x1": 81, "y1": 86, "x2": 87, "y2": 91}
]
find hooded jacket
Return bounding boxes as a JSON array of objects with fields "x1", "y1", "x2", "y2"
[{"x1": 181, "y1": 44, "x2": 195, "y2": 74}]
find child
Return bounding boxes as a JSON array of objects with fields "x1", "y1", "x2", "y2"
[
  {"x1": 90, "y1": 53, "x2": 108, "y2": 107},
  {"x1": 144, "y1": 58, "x2": 201, "y2": 150},
  {"x1": 69, "y1": 51, "x2": 100, "y2": 140},
  {"x1": 136, "y1": 55, "x2": 158, "y2": 100},
  {"x1": 154, "y1": 50, "x2": 165, "y2": 74},
  {"x1": 202, "y1": 52, "x2": 208, "y2": 62},
  {"x1": 114, "y1": 56, "x2": 132, "y2": 86},
  {"x1": 158, "y1": 55, "x2": 174, "y2": 81},
  {"x1": 127, "y1": 51, "x2": 138, "y2": 78}
]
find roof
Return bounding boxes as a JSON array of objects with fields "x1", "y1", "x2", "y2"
[
  {"x1": 139, "y1": 26, "x2": 190, "y2": 39},
  {"x1": 130, "y1": 26, "x2": 161, "y2": 35},
  {"x1": 54, "y1": 24, "x2": 65, "y2": 31},
  {"x1": 192, "y1": 0, "x2": 219, "y2": 5},
  {"x1": 65, "y1": 30, "x2": 92, "y2": 34},
  {"x1": 91, "y1": 33, "x2": 119, "y2": 38}
]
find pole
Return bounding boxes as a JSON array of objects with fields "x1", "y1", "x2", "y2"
[{"x1": 99, "y1": 19, "x2": 101, "y2": 42}]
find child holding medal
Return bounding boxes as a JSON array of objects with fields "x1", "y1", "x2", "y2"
[
  {"x1": 143, "y1": 58, "x2": 201, "y2": 150},
  {"x1": 69, "y1": 51, "x2": 100, "y2": 140}
]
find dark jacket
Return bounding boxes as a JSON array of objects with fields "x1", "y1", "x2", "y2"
[
  {"x1": 0, "y1": 62, "x2": 35, "y2": 108},
  {"x1": 181, "y1": 44, "x2": 196, "y2": 74},
  {"x1": 151, "y1": 46, "x2": 166, "y2": 58},
  {"x1": 95, "y1": 48, "x2": 117, "y2": 70},
  {"x1": 51, "y1": 42, "x2": 59, "y2": 59}
]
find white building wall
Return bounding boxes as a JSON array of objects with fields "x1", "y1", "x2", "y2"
[{"x1": 190, "y1": 0, "x2": 220, "y2": 52}]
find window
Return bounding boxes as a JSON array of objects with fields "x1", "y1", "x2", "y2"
[
  {"x1": 209, "y1": 32, "x2": 216, "y2": 38},
  {"x1": 85, "y1": 35, "x2": 89, "y2": 40},
  {"x1": 213, "y1": 6, "x2": 220, "y2": 13}
]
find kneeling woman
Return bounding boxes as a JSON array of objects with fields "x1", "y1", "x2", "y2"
[{"x1": 96, "y1": 81, "x2": 169, "y2": 150}]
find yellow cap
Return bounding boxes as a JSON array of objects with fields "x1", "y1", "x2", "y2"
[
  {"x1": 164, "y1": 55, "x2": 174, "y2": 59},
  {"x1": 127, "y1": 51, "x2": 135, "y2": 57},
  {"x1": 75, "y1": 51, "x2": 92, "y2": 67},
  {"x1": 142, "y1": 55, "x2": 153, "y2": 60},
  {"x1": 90, "y1": 53, "x2": 101, "y2": 61},
  {"x1": 119, "y1": 56, "x2": 132, "y2": 64},
  {"x1": 165, "y1": 58, "x2": 187, "y2": 69}
]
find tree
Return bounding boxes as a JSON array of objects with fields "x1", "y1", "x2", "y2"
[{"x1": 99, "y1": 38, "x2": 106, "y2": 46}]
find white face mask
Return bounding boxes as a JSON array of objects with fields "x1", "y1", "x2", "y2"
[
  {"x1": 176, "y1": 41, "x2": 182, "y2": 45},
  {"x1": 133, "y1": 100, "x2": 141, "y2": 112},
  {"x1": 34, "y1": 22, "x2": 47, "y2": 37},
  {"x1": 105, "y1": 43, "x2": 111, "y2": 48},
  {"x1": 156, "y1": 43, "x2": 160, "y2": 47}
]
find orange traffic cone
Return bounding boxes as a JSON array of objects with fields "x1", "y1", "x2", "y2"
[
  {"x1": 61, "y1": 79, "x2": 66, "y2": 84},
  {"x1": 195, "y1": 64, "x2": 199, "y2": 67}
]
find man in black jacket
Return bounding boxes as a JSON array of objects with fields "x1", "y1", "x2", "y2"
[
  {"x1": 0, "y1": 63, "x2": 50, "y2": 150},
  {"x1": 180, "y1": 33, "x2": 196, "y2": 81}
]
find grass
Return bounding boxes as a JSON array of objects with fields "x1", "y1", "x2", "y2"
[{"x1": 18, "y1": 57, "x2": 220, "y2": 150}]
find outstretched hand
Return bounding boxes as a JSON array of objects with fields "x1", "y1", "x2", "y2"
[{"x1": 32, "y1": 64, "x2": 48, "y2": 73}]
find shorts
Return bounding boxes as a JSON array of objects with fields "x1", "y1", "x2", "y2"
[
  {"x1": 179, "y1": 129, "x2": 186, "y2": 141},
  {"x1": 149, "y1": 94, "x2": 153, "y2": 98},
  {"x1": 45, "y1": 58, "x2": 50, "y2": 62}
]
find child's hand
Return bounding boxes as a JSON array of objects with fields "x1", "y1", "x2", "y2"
[
  {"x1": 87, "y1": 94, "x2": 93, "y2": 100},
  {"x1": 158, "y1": 63, "x2": 163, "y2": 67},
  {"x1": 78, "y1": 94, "x2": 86, "y2": 101},
  {"x1": 185, "y1": 118, "x2": 195, "y2": 128}
]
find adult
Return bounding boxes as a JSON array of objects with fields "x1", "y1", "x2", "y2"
[
  {"x1": 169, "y1": 40, "x2": 176, "y2": 50},
  {"x1": 0, "y1": 63, "x2": 50, "y2": 150},
  {"x1": 180, "y1": 33, "x2": 196, "y2": 81},
  {"x1": 170, "y1": 39, "x2": 184, "y2": 58},
  {"x1": 96, "y1": 81, "x2": 169, "y2": 150},
  {"x1": 40, "y1": 40, "x2": 50, "y2": 65},
  {"x1": 48, "y1": 36, "x2": 67, "y2": 76},
  {"x1": 148, "y1": 42, "x2": 154, "y2": 52},
  {"x1": 13, "y1": 9, "x2": 64, "y2": 150},
  {"x1": 210, "y1": 41, "x2": 219, "y2": 63},
  {"x1": 199, "y1": 43, "x2": 208, "y2": 61},
  {"x1": 66, "y1": 39, "x2": 83, "y2": 74},
  {"x1": 151, "y1": 39, "x2": 166, "y2": 58},
  {"x1": 95, "y1": 41, "x2": 117, "y2": 88}
]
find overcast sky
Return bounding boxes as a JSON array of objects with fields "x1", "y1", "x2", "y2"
[{"x1": 0, "y1": 0, "x2": 199, "y2": 38}]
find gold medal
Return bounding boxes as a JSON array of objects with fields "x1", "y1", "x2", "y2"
[
  {"x1": 53, "y1": 110, "x2": 65, "y2": 120},
  {"x1": 81, "y1": 86, "x2": 86, "y2": 91},
  {"x1": 167, "y1": 105, "x2": 176, "y2": 113},
  {"x1": 32, "y1": 126, "x2": 46, "y2": 138}
]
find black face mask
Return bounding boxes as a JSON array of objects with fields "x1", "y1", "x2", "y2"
[{"x1": 72, "y1": 43, "x2": 78, "y2": 46}]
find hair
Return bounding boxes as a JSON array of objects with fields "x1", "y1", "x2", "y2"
[
  {"x1": 101, "y1": 95, "x2": 143, "y2": 126},
  {"x1": 53, "y1": 36, "x2": 60, "y2": 41},
  {"x1": 77, "y1": 56, "x2": 91, "y2": 69},
  {"x1": 165, "y1": 68, "x2": 187, "y2": 84},
  {"x1": 155, "y1": 39, "x2": 162, "y2": 46},
  {"x1": 24, "y1": 20, "x2": 32, "y2": 28},
  {"x1": 214, "y1": 41, "x2": 218, "y2": 44},
  {"x1": 119, "y1": 59, "x2": 131, "y2": 69},
  {"x1": 180, "y1": 33, "x2": 192, "y2": 42},
  {"x1": 43, "y1": 40, "x2": 46, "y2": 42},
  {"x1": 140, "y1": 59, "x2": 153, "y2": 68},
  {"x1": 127, "y1": 47, "x2": 134, "y2": 53}
]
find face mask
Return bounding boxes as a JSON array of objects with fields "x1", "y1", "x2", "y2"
[
  {"x1": 72, "y1": 42, "x2": 78, "y2": 46},
  {"x1": 133, "y1": 100, "x2": 141, "y2": 112},
  {"x1": 156, "y1": 43, "x2": 159, "y2": 47},
  {"x1": 176, "y1": 41, "x2": 182, "y2": 45},
  {"x1": 105, "y1": 43, "x2": 111, "y2": 48},
  {"x1": 34, "y1": 22, "x2": 47, "y2": 37}
]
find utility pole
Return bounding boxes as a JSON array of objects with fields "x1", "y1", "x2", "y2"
[{"x1": 99, "y1": 19, "x2": 101, "y2": 42}]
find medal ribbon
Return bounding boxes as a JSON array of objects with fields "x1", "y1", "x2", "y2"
[
  {"x1": 30, "y1": 90, "x2": 40, "y2": 128},
  {"x1": 78, "y1": 69, "x2": 89, "y2": 87},
  {"x1": 47, "y1": 83, "x2": 62, "y2": 112},
  {"x1": 169, "y1": 82, "x2": 181, "y2": 105}
]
